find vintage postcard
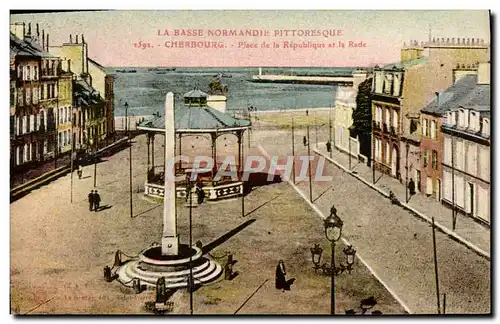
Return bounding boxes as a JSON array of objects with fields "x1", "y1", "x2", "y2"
[{"x1": 9, "y1": 10, "x2": 491, "y2": 315}]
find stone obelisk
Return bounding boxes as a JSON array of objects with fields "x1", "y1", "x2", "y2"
[{"x1": 162, "y1": 92, "x2": 179, "y2": 255}]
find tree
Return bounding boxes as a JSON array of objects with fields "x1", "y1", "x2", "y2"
[{"x1": 352, "y1": 77, "x2": 373, "y2": 160}]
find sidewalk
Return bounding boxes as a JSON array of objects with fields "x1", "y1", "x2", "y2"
[{"x1": 314, "y1": 142, "x2": 490, "y2": 258}]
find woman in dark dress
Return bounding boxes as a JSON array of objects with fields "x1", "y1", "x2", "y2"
[{"x1": 275, "y1": 260, "x2": 288, "y2": 291}]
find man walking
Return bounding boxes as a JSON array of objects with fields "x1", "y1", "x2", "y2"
[
  {"x1": 93, "y1": 190, "x2": 101, "y2": 212},
  {"x1": 88, "y1": 190, "x2": 94, "y2": 211}
]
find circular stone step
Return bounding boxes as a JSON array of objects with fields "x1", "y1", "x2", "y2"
[{"x1": 115, "y1": 246, "x2": 223, "y2": 289}]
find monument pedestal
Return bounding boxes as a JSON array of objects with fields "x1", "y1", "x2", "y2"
[
  {"x1": 161, "y1": 236, "x2": 179, "y2": 255},
  {"x1": 116, "y1": 244, "x2": 223, "y2": 289}
]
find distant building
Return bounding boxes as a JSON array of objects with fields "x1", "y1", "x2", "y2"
[
  {"x1": 441, "y1": 63, "x2": 490, "y2": 225},
  {"x1": 50, "y1": 34, "x2": 114, "y2": 150},
  {"x1": 333, "y1": 69, "x2": 369, "y2": 159}
]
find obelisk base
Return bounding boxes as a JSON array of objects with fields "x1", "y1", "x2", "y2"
[{"x1": 161, "y1": 235, "x2": 180, "y2": 255}]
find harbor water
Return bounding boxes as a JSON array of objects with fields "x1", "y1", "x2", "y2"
[{"x1": 112, "y1": 67, "x2": 354, "y2": 117}]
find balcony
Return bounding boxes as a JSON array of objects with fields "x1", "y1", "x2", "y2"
[
  {"x1": 382, "y1": 123, "x2": 389, "y2": 133},
  {"x1": 390, "y1": 126, "x2": 397, "y2": 136},
  {"x1": 372, "y1": 121, "x2": 381, "y2": 131}
]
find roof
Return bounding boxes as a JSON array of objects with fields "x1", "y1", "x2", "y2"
[
  {"x1": 380, "y1": 57, "x2": 428, "y2": 70},
  {"x1": 138, "y1": 104, "x2": 251, "y2": 132},
  {"x1": 73, "y1": 79, "x2": 103, "y2": 107},
  {"x1": 183, "y1": 88, "x2": 209, "y2": 98},
  {"x1": 10, "y1": 33, "x2": 56, "y2": 58},
  {"x1": 421, "y1": 75, "x2": 490, "y2": 115},
  {"x1": 88, "y1": 57, "x2": 107, "y2": 72}
]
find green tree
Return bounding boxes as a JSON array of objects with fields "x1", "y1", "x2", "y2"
[{"x1": 352, "y1": 77, "x2": 373, "y2": 160}]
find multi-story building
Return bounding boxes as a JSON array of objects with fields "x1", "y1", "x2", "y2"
[
  {"x1": 10, "y1": 22, "x2": 62, "y2": 169},
  {"x1": 372, "y1": 37, "x2": 489, "y2": 181},
  {"x1": 50, "y1": 34, "x2": 114, "y2": 150},
  {"x1": 333, "y1": 69, "x2": 370, "y2": 159},
  {"x1": 419, "y1": 73, "x2": 481, "y2": 200},
  {"x1": 441, "y1": 63, "x2": 490, "y2": 225}
]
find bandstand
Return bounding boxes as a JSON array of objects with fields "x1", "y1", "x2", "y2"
[{"x1": 137, "y1": 88, "x2": 251, "y2": 203}]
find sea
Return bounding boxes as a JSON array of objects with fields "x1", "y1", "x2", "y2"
[{"x1": 111, "y1": 67, "x2": 356, "y2": 117}]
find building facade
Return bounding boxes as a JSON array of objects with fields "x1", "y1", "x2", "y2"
[
  {"x1": 10, "y1": 23, "x2": 62, "y2": 169},
  {"x1": 333, "y1": 69, "x2": 369, "y2": 159},
  {"x1": 50, "y1": 34, "x2": 114, "y2": 150},
  {"x1": 441, "y1": 64, "x2": 490, "y2": 225},
  {"x1": 419, "y1": 74, "x2": 481, "y2": 200},
  {"x1": 372, "y1": 37, "x2": 489, "y2": 182}
]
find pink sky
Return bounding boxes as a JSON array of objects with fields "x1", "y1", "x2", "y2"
[{"x1": 10, "y1": 10, "x2": 490, "y2": 67}]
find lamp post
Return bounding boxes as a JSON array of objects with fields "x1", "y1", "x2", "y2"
[
  {"x1": 126, "y1": 102, "x2": 133, "y2": 218},
  {"x1": 406, "y1": 142, "x2": 409, "y2": 203},
  {"x1": 324, "y1": 206, "x2": 343, "y2": 315}
]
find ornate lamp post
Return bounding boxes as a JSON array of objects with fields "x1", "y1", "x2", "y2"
[{"x1": 324, "y1": 205, "x2": 343, "y2": 315}]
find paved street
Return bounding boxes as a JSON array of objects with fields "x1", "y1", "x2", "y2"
[
  {"x1": 10, "y1": 133, "x2": 405, "y2": 315},
  {"x1": 253, "y1": 127, "x2": 490, "y2": 314}
]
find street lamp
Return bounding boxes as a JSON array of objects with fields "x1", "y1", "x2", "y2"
[
  {"x1": 324, "y1": 206, "x2": 343, "y2": 315},
  {"x1": 124, "y1": 101, "x2": 129, "y2": 133},
  {"x1": 310, "y1": 244, "x2": 323, "y2": 272},
  {"x1": 343, "y1": 245, "x2": 356, "y2": 274}
]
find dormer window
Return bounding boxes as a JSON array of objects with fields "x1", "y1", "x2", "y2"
[
  {"x1": 482, "y1": 118, "x2": 490, "y2": 136},
  {"x1": 458, "y1": 108, "x2": 468, "y2": 128},
  {"x1": 469, "y1": 111, "x2": 480, "y2": 132},
  {"x1": 383, "y1": 73, "x2": 393, "y2": 94}
]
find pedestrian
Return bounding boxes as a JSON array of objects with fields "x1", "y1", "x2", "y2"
[
  {"x1": 93, "y1": 190, "x2": 101, "y2": 212},
  {"x1": 408, "y1": 178, "x2": 416, "y2": 196},
  {"x1": 306, "y1": 109, "x2": 309, "y2": 116},
  {"x1": 77, "y1": 165, "x2": 83, "y2": 179},
  {"x1": 88, "y1": 190, "x2": 94, "y2": 211},
  {"x1": 326, "y1": 141, "x2": 332, "y2": 153},
  {"x1": 196, "y1": 182, "x2": 205, "y2": 204},
  {"x1": 303, "y1": 136, "x2": 307, "y2": 147},
  {"x1": 275, "y1": 260, "x2": 289, "y2": 292}
]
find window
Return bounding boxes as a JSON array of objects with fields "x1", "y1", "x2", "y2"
[
  {"x1": 482, "y1": 118, "x2": 490, "y2": 135},
  {"x1": 455, "y1": 175, "x2": 464, "y2": 208},
  {"x1": 443, "y1": 170, "x2": 451, "y2": 201},
  {"x1": 456, "y1": 141, "x2": 465, "y2": 170},
  {"x1": 432, "y1": 150, "x2": 438, "y2": 169},
  {"x1": 443, "y1": 136, "x2": 451, "y2": 165},
  {"x1": 467, "y1": 143, "x2": 477, "y2": 176},
  {"x1": 423, "y1": 150, "x2": 429, "y2": 167},
  {"x1": 430, "y1": 120, "x2": 437, "y2": 139},
  {"x1": 393, "y1": 110, "x2": 398, "y2": 130},
  {"x1": 383, "y1": 73, "x2": 393, "y2": 94},
  {"x1": 385, "y1": 142, "x2": 390, "y2": 164},
  {"x1": 458, "y1": 108, "x2": 469, "y2": 128},
  {"x1": 27, "y1": 66, "x2": 31, "y2": 81},
  {"x1": 470, "y1": 111, "x2": 479, "y2": 131}
]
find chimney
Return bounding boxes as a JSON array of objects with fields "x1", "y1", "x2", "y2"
[
  {"x1": 27, "y1": 22, "x2": 31, "y2": 37},
  {"x1": 76, "y1": 35, "x2": 78, "y2": 43},
  {"x1": 477, "y1": 62, "x2": 490, "y2": 85},
  {"x1": 68, "y1": 59, "x2": 71, "y2": 73},
  {"x1": 46, "y1": 33, "x2": 49, "y2": 51},
  {"x1": 435, "y1": 92, "x2": 440, "y2": 106},
  {"x1": 42, "y1": 30, "x2": 45, "y2": 51},
  {"x1": 70, "y1": 34, "x2": 72, "y2": 43},
  {"x1": 82, "y1": 34, "x2": 85, "y2": 43},
  {"x1": 36, "y1": 23, "x2": 39, "y2": 36},
  {"x1": 23, "y1": 22, "x2": 25, "y2": 37}
]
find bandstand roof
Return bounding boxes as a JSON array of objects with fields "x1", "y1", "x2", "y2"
[{"x1": 137, "y1": 104, "x2": 251, "y2": 133}]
